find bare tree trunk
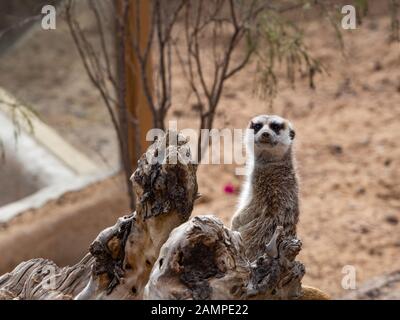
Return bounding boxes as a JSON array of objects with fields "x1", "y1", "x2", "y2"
[{"x1": 0, "y1": 131, "x2": 328, "y2": 300}]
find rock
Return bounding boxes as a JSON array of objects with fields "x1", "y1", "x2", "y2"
[
  {"x1": 356, "y1": 187, "x2": 366, "y2": 196},
  {"x1": 373, "y1": 61, "x2": 383, "y2": 72},
  {"x1": 359, "y1": 226, "x2": 369, "y2": 234},
  {"x1": 385, "y1": 215, "x2": 399, "y2": 225},
  {"x1": 329, "y1": 144, "x2": 343, "y2": 155}
]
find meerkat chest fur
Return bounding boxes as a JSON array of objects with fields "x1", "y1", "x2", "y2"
[
  {"x1": 231, "y1": 115, "x2": 299, "y2": 261},
  {"x1": 252, "y1": 157, "x2": 298, "y2": 226},
  {"x1": 236, "y1": 153, "x2": 299, "y2": 229}
]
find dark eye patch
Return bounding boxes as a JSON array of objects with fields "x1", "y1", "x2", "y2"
[
  {"x1": 289, "y1": 129, "x2": 296, "y2": 140},
  {"x1": 269, "y1": 122, "x2": 284, "y2": 134},
  {"x1": 250, "y1": 122, "x2": 263, "y2": 133}
]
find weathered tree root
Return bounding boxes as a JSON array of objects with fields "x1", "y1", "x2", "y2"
[
  {"x1": 0, "y1": 131, "x2": 198, "y2": 300},
  {"x1": 0, "y1": 255, "x2": 93, "y2": 300},
  {"x1": 0, "y1": 131, "x2": 328, "y2": 300},
  {"x1": 144, "y1": 216, "x2": 305, "y2": 300}
]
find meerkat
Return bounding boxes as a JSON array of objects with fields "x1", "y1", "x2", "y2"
[{"x1": 231, "y1": 114, "x2": 299, "y2": 261}]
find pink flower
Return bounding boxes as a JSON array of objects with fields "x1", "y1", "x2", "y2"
[{"x1": 224, "y1": 183, "x2": 235, "y2": 194}]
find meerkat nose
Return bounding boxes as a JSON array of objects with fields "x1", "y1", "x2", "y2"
[{"x1": 261, "y1": 132, "x2": 270, "y2": 139}]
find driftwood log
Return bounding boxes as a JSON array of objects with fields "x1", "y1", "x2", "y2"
[{"x1": 0, "y1": 131, "x2": 328, "y2": 300}]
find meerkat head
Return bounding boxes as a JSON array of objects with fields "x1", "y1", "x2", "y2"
[{"x1": 246, "y1": 115, "x2": 295, "y2": 161}]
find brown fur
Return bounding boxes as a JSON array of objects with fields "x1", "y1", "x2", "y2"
[{"x1": 231, "y1": 148, "x2": 299, "y2": 262}]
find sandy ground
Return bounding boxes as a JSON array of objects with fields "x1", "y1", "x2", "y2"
[{"x1": 0, "y1": 4, "x2": 399, "y2": 297}]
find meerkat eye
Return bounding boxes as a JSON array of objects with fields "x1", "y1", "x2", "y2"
[
  {"x1": 269, "y1": 122, "x2": 283, "y2": 134},
  {"x1": 250, "y1": 122, "x2": 263, "y2": 133}
]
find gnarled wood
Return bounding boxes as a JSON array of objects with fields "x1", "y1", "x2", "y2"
[
  {"x1": 0, "y1": 255, "x2": 93, "y2": 300},
  {"x1": 0, "y1": 131, "x2": 198, "y2": 300},
  {"x1": 144, "y1": 216, "x2": 305, "y2": 300}
]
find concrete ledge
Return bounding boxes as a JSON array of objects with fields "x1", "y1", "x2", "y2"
[
  {"x1": 0, "y1": 87, "x2": 110, "y2": 222},
  {"x1": 0, "y1": 87, "x2": 98, "y2": 175}
]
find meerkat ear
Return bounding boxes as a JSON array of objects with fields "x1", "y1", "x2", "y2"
[
  {"x1": 249, "y1": 121, "x2": 254, "y2": 128},
  {"x1": 289, "y1": 129, "x2": 296, "y2": 140}
]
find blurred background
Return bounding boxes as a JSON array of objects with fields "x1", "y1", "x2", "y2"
[{"x1": 0, "y1": 0, "x2": 399, "y2": 298}]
